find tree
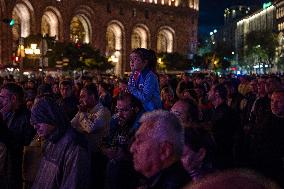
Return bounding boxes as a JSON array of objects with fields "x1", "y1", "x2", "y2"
[
  {"x1": 157, "y1": 52, "x2": 190, "y2": 71},
  {"x1": 245, "y1": 30, "x2": 278, "y2": 73},
  {"x1": 49, "y1": 42, "x2": 113, "y2": 72}
]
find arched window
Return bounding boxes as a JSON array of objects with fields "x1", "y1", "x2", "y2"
[
  {"x1": 70, "y1": 15, "x2": 91, "y2": 44},
  {"x1": 131, "y1": 25, "x2": 149, "y2": 49},
  {"x1": 157, "y1": 27, "x2": 174, "y2": 53}
]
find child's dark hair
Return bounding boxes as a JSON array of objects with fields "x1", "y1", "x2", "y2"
[{"x1": 132, "y1": 48, "x2": 157, "y2": 73}]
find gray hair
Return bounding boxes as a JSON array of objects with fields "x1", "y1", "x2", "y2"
[{"x1": 139, "y1": 109, "x2": 184, "y2": 157}]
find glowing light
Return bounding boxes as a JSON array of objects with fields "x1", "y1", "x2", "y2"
[{"x1": 263, "y1": 2, "x2": 272, "y2": 9}]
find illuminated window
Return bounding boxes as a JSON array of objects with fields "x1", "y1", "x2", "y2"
[
  {"x1": 157, "y1": 27, "x2": 174, "y2": 53},
  {"x1": 106, "y1": 30, "x2": 116, "y2": 53},
  {"x1": 70, "y1": 15, "x2": 91, "y2": 44},
  {"x1": 70, "y1": 17, "x2": 86, "y2": 43},
  {"x1": 157, "y1": 33, "x2": 168, "y2": 52},
  {"x1": 131, "y1": 32, "x2": 142, "y2": 49},
  {"x1": 131, "y1": 26, "x2": 148, "y2": 49}
]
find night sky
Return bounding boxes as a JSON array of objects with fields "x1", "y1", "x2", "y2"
[{"x1": 199, "y1": 0, "x2": 267, "y2": 37}]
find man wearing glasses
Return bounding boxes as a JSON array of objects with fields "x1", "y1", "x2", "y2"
[{"x1": 104, "y1": 92, "x2": 142, "y2": 189}]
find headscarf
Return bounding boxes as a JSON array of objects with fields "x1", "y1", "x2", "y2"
[{"x1": 30, "y1": 95, "x2": 70, "y2": 142}]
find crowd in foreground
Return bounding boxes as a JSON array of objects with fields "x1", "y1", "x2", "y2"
[{"x1": 0, "y1": 48, "x2": 284, "y2": 189}]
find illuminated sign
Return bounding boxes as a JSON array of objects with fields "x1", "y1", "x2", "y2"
[{"x1": 263, "y1": 2, "x2": 272, "y2": 9}]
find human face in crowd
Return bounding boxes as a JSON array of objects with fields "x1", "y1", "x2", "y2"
[
  {"x1": 271, "y1": 92, "x2": 284, "y2": 117},
  {"x1": 208, "y1": 86, "x2": 217, "y2": 103},
  {"x1": 195, "y1": 77, "x2": 203, "y2": 85},
  {"x1": 44, "y1": 75, "x2": 54, "y2": 85},
  {"x1": 52, "y1": 84, "x2": 60, "y2": 95},
  {"x1": 33, "y1": 123, "x2": 56, "y2": 138},
  {"x1": 182, "y1": 74, "x2": 190, "y2": 82},
  {"x1": 130, "y1": 52, "x2": 146, "y2": 72},
  {"x1": 116, "y1": 99, "x2": 135, "y2": 126},
  {"x1": 130, "y1": 122, "x2": 162, "y2": 177},
  {"x1": 171, "y1": 101, "x2": 189, "y2": 125},
  {"x1": 265, "y1": 78, "x2": 281, "y2": 95},
  {"x1": 0, "y1": 89, "x2": 14, "y2": 112},
  {"x1": 249, "y1": 80, "x2": 258, "y2": 94},
  {"x1": 181, "y1": 145, "x2": 205, "y2": 173},
  {"x1": 27, "y1": 81, "x2": 35, "y2": 89},
  {"x1": 119, "y1": 82, "x2": 128, "y2": 92},
  {"x1": 79, "y1": 89, "x2": 96, "y2": 111},
  {"x1": 159, "y1": 75, "x2": 168, "y2": 88},
  {"x1": 257, "y1": 79, "x2": 266, "y2": 96},
  {"x1": 60, "y1": 84, "x2": 72, "y2": 98},
  {"x1": 98, "y1": 84, "x2": 105, "y2": 96}
]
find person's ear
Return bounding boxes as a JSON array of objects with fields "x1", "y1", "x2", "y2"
[
  {"x1": 197, "y1": 148, "x2": 207, "y2": 162},
  {"x1": 160, "y1": 141, "x2": 173, "y2": 161},
  {"x1": 11, "y1": 94, "x2": 17, "y2": 104}
]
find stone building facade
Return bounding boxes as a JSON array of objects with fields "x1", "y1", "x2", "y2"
[{"x1": 0, "y1": 0, "x2": 199, "y2": 75}]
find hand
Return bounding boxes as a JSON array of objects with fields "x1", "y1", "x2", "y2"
[{"x1": 78, "y1": 101, "x2": 87, "y2": 112}]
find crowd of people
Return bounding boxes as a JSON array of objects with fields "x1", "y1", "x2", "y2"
[{"x1": 0, "y1": 47, "x2": 283, "y2": 189}]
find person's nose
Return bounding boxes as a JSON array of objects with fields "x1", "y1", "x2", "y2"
[{"x1": 130, "y1": 141, "x2": 136, "y2": 154}]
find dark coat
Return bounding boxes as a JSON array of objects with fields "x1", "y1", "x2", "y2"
[
  {"x1": 30, "y1": 96, "x2": 91, "y2": 189},
  {"x1": 211, "y1": 102, "x2": 239, "y2": 169},
  {"x1": 139, "y1": 161, "x2": 190, "y2": 189},
  {"x1": 249, "y1": 114, "x2": 284, "y2": 187},
  {"x1": 32, "y1": 128, "x2": 91, "y2": 189},
  {"x1": 3, "y1": 106, "x2": 35, "y2": 189},
  {"x1": 57, "y1": 95, "x2": 79, "y2": 121}
]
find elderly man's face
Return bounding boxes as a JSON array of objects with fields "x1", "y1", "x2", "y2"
[
  {"x1": 33, "y1": 123, "x2": 55, "y2": 138},
  {"x1": 271, "y1": 92, "x2": 284, "y2": 117},
  {"x1": 130, "y1": 122, "x2": 162, "y2": 177}
]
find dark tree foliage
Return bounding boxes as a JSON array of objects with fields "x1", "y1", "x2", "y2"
[{"x1": 157, "y1": 52, "x2": 191, "y2": 71}]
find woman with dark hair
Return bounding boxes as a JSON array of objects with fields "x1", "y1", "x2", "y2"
[
  {"x1": 128, "y1": 48, "x2": 162, "y2": 112},
  {"x1": 30, "y1": 96, "x2": 91, "y2": 189},
  {"x1": 181, "y1": 127, "x2": 216, "y2": 182}
]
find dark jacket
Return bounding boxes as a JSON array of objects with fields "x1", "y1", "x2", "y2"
[
  {"x1": 30, "y1": 96, "x2": 91, "y2": 189},
  {"x1": 211, "y1": 102, "x2": 239, "y2": 169},
  {"x1": 249, "y1": 114, "x2": 284, "y2": 187},
  {"x1": 32, "y1": 128, "x2": 91, "y2": 189},
  {"x1": 57, "y1": 95, "x2": 79, "y2": 121},
  {"x1": 139, "y1": 161, "x2": 190, "y2": 189},
  {"x1": 3, "y1": 106, "x2": 35, "y2": 189},
  {"x1": 128, "y1": 68, "x2": 162, "y2": 112}
]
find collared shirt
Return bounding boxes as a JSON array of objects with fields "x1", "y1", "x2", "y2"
[
  {"x1": 71, "y1": 103, "x2": 110, "y2": 133},
  {"x1": 71, "y1": 103, "x2": 111, "y2": 152},
  {"x1": 137, "y1": 161, "x2": 190, "y2": 189}
]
